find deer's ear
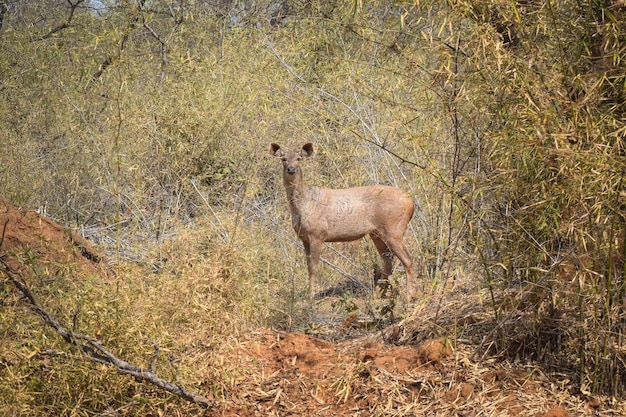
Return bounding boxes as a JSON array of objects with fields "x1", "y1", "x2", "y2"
[
  {"x1": 269, "y1": 143, "x2": 282, "y2": 157},
  {"x1": 301, "y1": 143, "x2": 314, "y2": 158}
]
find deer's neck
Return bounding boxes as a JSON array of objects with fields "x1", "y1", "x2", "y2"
[{"x1": 283, "y1": 174, "x2": 307, "y2": 211}]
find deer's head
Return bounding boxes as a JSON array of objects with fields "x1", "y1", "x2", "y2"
[{"x1": 270, "y1": 143, "x2": 314, "y2": 179}]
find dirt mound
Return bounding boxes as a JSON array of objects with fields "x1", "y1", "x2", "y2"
[
  {"x1": 0, "y1": 199, "x2": 103, "y2": 275},
  {"x1": 213, "y1": 329, "x2": 611, "y2": 416}
]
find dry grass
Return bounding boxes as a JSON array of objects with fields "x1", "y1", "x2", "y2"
[{"x1": 2, "y1": 200, "x2": 625, "y2": 416}]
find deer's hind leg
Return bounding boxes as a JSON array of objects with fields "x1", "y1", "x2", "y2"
[
  {"x1": 387, "y1": 238, "x2": 415, "y2": 300},
  {"x1": 370, "y1": 234, "x2": 394, "y2": 292}
]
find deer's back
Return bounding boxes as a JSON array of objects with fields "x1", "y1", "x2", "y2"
[{"x1": 293, "y1": 185, "x2": 413, "y2": 242}]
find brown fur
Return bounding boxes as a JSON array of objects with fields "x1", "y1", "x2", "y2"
[{"x1": 270, "y1": 142, "x2": 415, "y2": 300}]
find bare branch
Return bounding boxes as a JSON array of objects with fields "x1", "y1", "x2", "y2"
[
  {"x1": 0, "y1": 259, "x2": 213, "y2": 409},
  {"x1": 0, "y1": 0, "x2": 8, "y2": 32},
  {"x1": 141, "y1": 0, "x2": 185, "y2": 84},
  {"x1": 93, "y1": 2, "x2": 141, "y2": 80},
  {"x1": 33, "y1": 0, "x2": 85, "y2": 42}
]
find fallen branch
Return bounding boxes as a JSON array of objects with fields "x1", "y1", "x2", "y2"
[{"x1": 0, "y1": 259, "x2": 213, "y2": 409}]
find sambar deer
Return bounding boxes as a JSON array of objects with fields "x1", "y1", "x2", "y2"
[{"x1": 270, "y1": 142, "x2": 415, "y2": 301}]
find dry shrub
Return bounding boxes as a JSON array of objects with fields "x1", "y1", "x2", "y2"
[
  {"x1": 452, "y1": 0, "x2": 626, "y2": 396},
  {"x1": 0, "y1": 207, "x2": 267, "y2": 415}
]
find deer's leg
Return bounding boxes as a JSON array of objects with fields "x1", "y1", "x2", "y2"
[
  {"x1": 303, "y1": 239, "x2": 322, "y2": 300},
  {"x1": 370, "y1": 234, "x2": 393, "y2": 290},
  {"x1": 387, "y1": 239, "x2": 415, "y2": 300}
]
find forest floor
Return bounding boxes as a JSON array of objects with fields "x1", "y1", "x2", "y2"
[
  {"x1": 1, "y1": 198, "x2": 623, "y2": 416},
  {"x1": 210, "y1": 300, "x2": 616, "y2": 416}
]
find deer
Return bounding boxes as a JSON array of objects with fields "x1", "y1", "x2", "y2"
[{"x1": 270, "y1": 142, "x2": 415, "y2": 301}]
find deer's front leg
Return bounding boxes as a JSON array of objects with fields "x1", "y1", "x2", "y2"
[{"x1": 303, "y1": 239, "x2": 321, "y2": 300}]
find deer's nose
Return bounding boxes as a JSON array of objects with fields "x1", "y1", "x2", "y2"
[{"x1": 286, "y1": 166, "x2": 296, "y2": 174}]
